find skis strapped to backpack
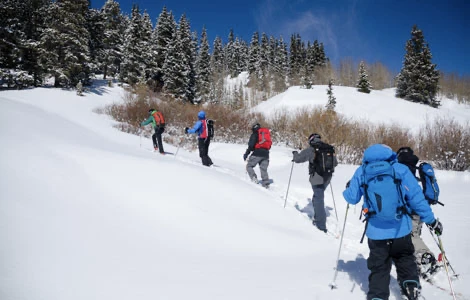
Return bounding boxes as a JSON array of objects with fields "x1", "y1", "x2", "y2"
[
  {"x1": 359, "y1": 160, "x2": 409, "y2": 243},
  {"x1": 418, "y1": 162, "x2": 442, "y2": 206}
]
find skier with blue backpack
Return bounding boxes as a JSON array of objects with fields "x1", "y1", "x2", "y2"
[
  {"x1": 396, "y1": 146, "x2": 442, "y2": 280},
  {"x1": 343, "y1": 144, "x2": 443, "y2": 300}
]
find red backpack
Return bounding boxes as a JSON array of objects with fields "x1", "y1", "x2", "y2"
[
  {"x1": 152, "y1": 111, "x2": 165, "y2": 127},
  {"x1": 254, "y1": 128, "x2": 272, "y2": 150}
]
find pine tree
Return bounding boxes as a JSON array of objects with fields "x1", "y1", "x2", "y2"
[
  {"x1": 326, "y1": 79, "x2": 336, "y2": 111},
  {"x1": 195, "y1": 27, "x2": 211, "y2": 102},
  {"x1": 162, "y1": 14, "x2": 195, "y2": 102},
  {"x1": 0, "y1": 0, "x2": 48, "y2": 87},
  {"x1": 257, "y1": 33, "x2": 269, "y2": 91},
  {"x1": 153, "y1": 6, "x2": 176, "y2": 87},
  {"x1": 87, "y1": 8, "x2": 105, "y2": 76},
  {"x1": 356, "y1": 61, "x2": 371, "y2": 93},
  {"x1": 38, "y1": 0, "x2": 91, "y2": 87},
  {"x1": 209, "y1": 36, "x2": 224, "y2": 104},
  {"x1": 247, "y1": 31, "x2": 259, "y2": 77},
  {"x1": 273, "y1": 36, "x2": 288, "y2": 92},
  {"x1": 140, "y1": 11, "x2": 155, "y2": 82},
  {"x1": 120, "y1": 4, "x2": 144, "y2": 84},
  {"x1": 396, "y1": 25, "x2": 440, "y2": 107},
  {"x1": 289, "y1": 34, "x2": 303, "y2": 85},
  {"x1": 100, "y1": 0, "x2": 124, "y2": 79}
]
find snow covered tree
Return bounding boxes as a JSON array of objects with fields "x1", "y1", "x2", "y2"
[
  {"x1": 0, "y1": 0, "x2": 24, "y2": 70},
  {"x1": 396, "y1": 25, "x2": 440, "y2": 107},
  {"x1": 38, "y1": 0, "x2": 91, "y2": 87},
  {"x1": 209, "y1": 36, "x2": 224, "y2": 103},
  {"x1": 289, "y1": 34, "x2": 303, "y2": 85},
  {"x1": 120, "y1": 5, "x2": 144, "y2": 84},
  {"x1": 257, "y1": 33, "x2": 270, "y2": 91},
  {"x1": 195, "y1": 27, "x2": 211, "y2": 102},
  {"x1": 162, "y1": 14, "x2": 195, "y2": 102},
  {"x1": 247, "y1": 31, "x2": 260, "y2": 78},
  {"x1": 272, "y1": 36, "x2": 288, "y2": 92},
  {"x1": 0, "y1": 0, "x2": 48, "y2": 87},
  {"x1": 326, "y1": 79, "x2": 336, "y2": 111},
  {"x1": 100, "y1": 0, "x2": 124, "y2": 79},
  {"x1": 356, "y1": 61, "x2": 371, "y2": 93},
  {"x1": 153, "y1": 6, "x2": 176, "y2": 88},
  {"x1": 87, "y1": 8, "x2": 105, "y2": 76},
  {"x1": 140, "y1": 11, "x2": 155, "y2": 82}
]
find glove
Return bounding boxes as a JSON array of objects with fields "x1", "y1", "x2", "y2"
[
  {"x1": 428, "y1": 199, "x2": 438, "y2": 205},
  {"x1": 292, "y1": 151, "x2": 298, "y2": 162},
  {"x1": 427, "y1": 219, "x2": 443, "y2": 236},
  {"x1": 243, "y1": 153, "x2": 248, "y2": 161},
  {"x1": 345, "y1": 180, "x2": 351, "y2": 189},
  {"x1": 184, "y1": 127, "x2": 189, "y2": 134}
]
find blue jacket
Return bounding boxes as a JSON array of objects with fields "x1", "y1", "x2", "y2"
[
  {"x1": 187, "y1": 120, "x2": 204, "y2": 137},
  {"x1": 343, "y1": 144, "x2": 435, "y2": 240}
]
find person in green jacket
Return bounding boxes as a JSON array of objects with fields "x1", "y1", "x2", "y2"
[{"x1": 141, "y1": 108, "x2": 165, "y2": 154}]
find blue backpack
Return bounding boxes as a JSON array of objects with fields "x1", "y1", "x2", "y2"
[
  {"x1": 418, "y1": 162, "x2": 440, "y2": 205},
  {"x1": 362, "y1": 160, "x2": 409, "y2": 222}
]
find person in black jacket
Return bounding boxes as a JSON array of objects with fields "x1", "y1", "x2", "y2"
[
  {"x1": 396, "y1": 146, "x2": 441, "y2": 280},
  {"x1": 243, "y1": 123, "x2": 271, "y2": 188},
  {"x1": 292, "y1": 133, "x2": 337, "y2": 232}
]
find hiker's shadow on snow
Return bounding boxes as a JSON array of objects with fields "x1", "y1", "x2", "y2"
[
  {"x1": 338, "y1": 254, "x2": 402, "y2": 299},
  {"x1": 295, "y1": 198, "x2": 334, "y2": 218}
]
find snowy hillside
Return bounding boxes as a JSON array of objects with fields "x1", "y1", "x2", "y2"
[
  {"x1": 253, "y1": 86, "x2": 470, "y2": 134},
  {"x1": 0, "y1": 83, "x2": 469, "y2": 300}
]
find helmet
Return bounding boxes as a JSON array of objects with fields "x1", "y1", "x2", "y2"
[
  {"x1": 148, "y1": 108, "x2": 156, "y2": 114},
  {"x1": 308, "y1": 133, "x2": 321, "y2": 146},
  {"x1": 197, "y1": 110, "x2": 206, "y2": 119},
  {"x1": 252, "y1": 123, "x2": 261, "y2": 131}
]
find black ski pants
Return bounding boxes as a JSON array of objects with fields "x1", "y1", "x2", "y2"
[
  {"x1": 367, "y1": 234, "x2": 419, "y2": 300},
  {"x1": 152, "y1": 127, "x2": 165, "y2": 153},
  {"x1": 198, "y1": 138, "x2": 213, "y2": 166}
]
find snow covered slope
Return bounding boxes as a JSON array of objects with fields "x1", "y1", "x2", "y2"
[
  {"x1": 253, "y1": 86, "x2": 470, "y2": 134},
  {"x1": 0, "y1": 83, "x2": 468, "y2": 300}
]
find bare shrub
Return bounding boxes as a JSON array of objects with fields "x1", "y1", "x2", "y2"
[
  {"x1": 104, "y1": 85, "x2": 470, "y2": 170},
  {"x1": 417, "y1": 117, "x2": 470, "y2": 171}
]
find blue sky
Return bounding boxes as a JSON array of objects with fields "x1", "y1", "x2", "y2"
[{"x1": 92, "y1": 0, "x2": 470, "y2": 76}]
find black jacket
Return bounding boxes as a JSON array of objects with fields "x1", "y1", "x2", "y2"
[{"x1": 244, "y1": 129, "x2": 269, "y2": 158}]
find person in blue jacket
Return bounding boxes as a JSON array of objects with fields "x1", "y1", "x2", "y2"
[
  {"x1": 343, "y1": 144, "x2": 443, "y2": 300},
  {"x1": 185, "y1": 110, "x2": 213, "y2": 166}
]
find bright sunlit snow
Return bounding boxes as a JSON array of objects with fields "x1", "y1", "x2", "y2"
[
  {"x1": 253, "y1": 86, "x2": 470, "y2": 134},
  {"x1": 0, "y1": 81, "x2": 469, "y2": 300}
]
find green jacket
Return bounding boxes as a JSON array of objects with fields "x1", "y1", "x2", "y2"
[{"x1": 141, "y1": 110, "x2": 164, "y2": 129}]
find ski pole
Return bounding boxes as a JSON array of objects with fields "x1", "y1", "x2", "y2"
[
  {"x1": 329, "y1": 203, "x2": 349, "y2": 290},
  {"x1": 330, "y1": 181, "x2": 339, "y2": 222},
  {"x1": 428, "y1": 227, "x2": 458, "y2": 277},
  {"x1": 175, "y1": 136, "x2": 183, "y2": 158},
  {"x1": 437, "y1": 235, "x2": 457, "y2": 300},
  {"x1": 283, "y1": 161, "x2": 295, "y2": 208},
  {"x1": 139, "y1": 127, "x2": 142, "y2": 148}
]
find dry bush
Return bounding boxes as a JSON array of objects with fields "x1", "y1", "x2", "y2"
[
  {"x1": 417, "y1": 117, "x2": 470, "y2": 171},
  {"x1": 439, "y1": 72, "x2": 470, "y2": 104},
  {"x1": 104, "y1": 85, "x2": 470, "y2": 170}
]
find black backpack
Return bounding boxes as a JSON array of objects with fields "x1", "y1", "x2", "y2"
[
  {"x1": 206, "y1": 119, "x2": 214, "y2": 139},
  {"x1": 309, "y1": 143, "x2": 336, "y2": 176}
]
